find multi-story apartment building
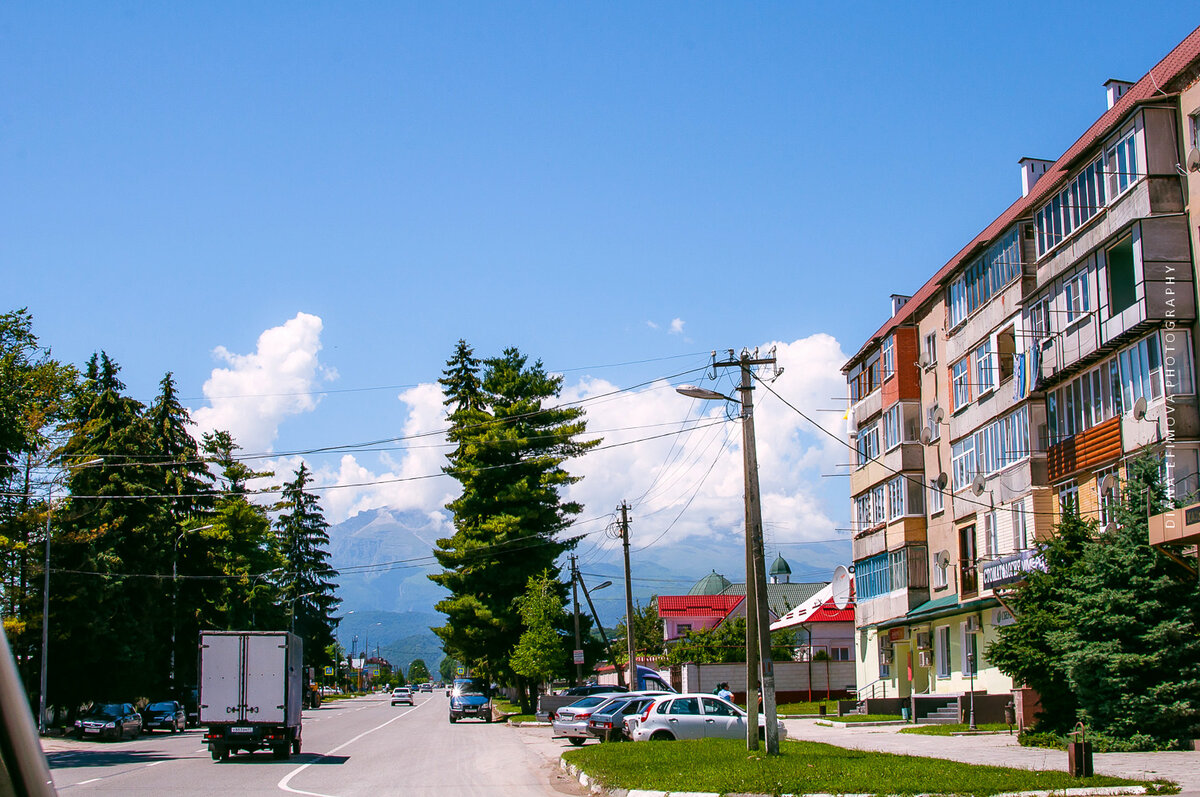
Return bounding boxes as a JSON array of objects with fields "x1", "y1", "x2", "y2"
[{"x1": 844, "y1": 26, "x2": 1200, "y2": 718}]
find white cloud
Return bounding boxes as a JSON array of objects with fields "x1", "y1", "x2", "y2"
[
  {"x1": 193, "y1": 313, "x2": 333, "y2": 453},
  {"x1": 669, "y1": 318, "x2": 685, "y2": 335},
  {"x1": 646, "y1": 321, "x2": 659, "y2": 330}
]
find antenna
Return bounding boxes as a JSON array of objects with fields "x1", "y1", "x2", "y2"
[
  {"x1": 935, "y1": 550, "x2": 951, "y2": 568},
  {"x1": 932, "y1": 407, "x2": 945, "y2": 425},
  {"x1": 831, "y1": 565, "x2": 851, "y2": 611},
  {"x1": 936, "y1": 472, "x2": 949, "y2": 491},
  {"x1": 1133, "y1": 397, "x2": 1148, "y2": 421},
  {"x1": 1099, "y1": 474, "x2": 1117, "y2": 496},
  {"x1": 920, "y1": 427, "x2": 933, "y2": 445},
  {"x1": 971, "y1": 474, "x2": 987, "y2": 496},
  {"x1": 917, "y1": 352, "x2": 930, "y2": 369}
]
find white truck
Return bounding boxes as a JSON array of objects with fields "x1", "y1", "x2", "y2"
[{"x1": 199, "y1": 631, "x2": 303, "y2": 762}]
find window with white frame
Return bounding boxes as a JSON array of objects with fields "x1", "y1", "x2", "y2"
[
  {"x1": 936, "y1": 626, "x2": 951, "y2": 678},
  {"x1": 1118, "y1": 333, "x2": 1163, "y2": 409},
  {"x1": 952, "y1": 358, "x2": 971, "y2": 410},
  {"x1": 974, "y1": 339, "x2": 994, "y2": 395},
  {"x1": 932, "y1": 551, "x2": 949, "y2": 589},
  {"x1": 1097, "y1": 468, "x2": 1121, "y2": 527},
  {"x1": 1011, "y1": 502, "x2": 1029, "y2": 550},
  {"x1": 924, "y1": 332, "x2": 937, "y2": 367},
  {"x1": 1064, "y1": 270, "x2": 1090, "y2": 325},
  {"x1": 963, "y1": 627, "x2": 979, "y2": 675},
  {"x1": 983, "y1": 511, "x2": 999, "y2": 558},
  {"x1": 871, "y1": 484, "x2": 886, "y2": 526},
  {"x1": 854, "y1": 493, "x2": 872, "y2": 531},
  {"x1": 1190, "y1": 111, "x2": 1200, "y2": 148},
  {"x1": 948, "y1": 229, "x2": 1021, "y2": 328},
  {"x1": 951, "y1": 436, "x2": 977, "y2": 491},
  {"x1": 887, "y1": 475, "x2": 924, "y2": 519},
  {"x1": 929, "y1": 478, "x2": 945, "y2": 514},
  {"x1": 1027, "y1": 297, "x2": 1052, "y2": 343},
  {"x1": 926, "y1": 404, "x2": 942, "y2": 441},
  {"x1": 883, "y1": 405, "x2": 901, "y2": 451},
  {"x1": 881, "y1": 335, "x2": 895, "y2": 380},
  {"x1": 1059, "y1": 482, "x2": 1079, "y2": 514},
  {"x1": 1106, "y1": 125, "x2": 1139, "y2": 198},
  {"x1": 887, "y1": 476, "x2": 906, "y2": 519},
  {"x1": 1165, "y1": 332, "x2": 1196, "y2": 396},
  {"x1": 856, "y1": 423, "x2": 880, "y2": 465}
]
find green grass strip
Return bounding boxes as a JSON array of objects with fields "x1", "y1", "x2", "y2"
[
  {"x1": 901, "y1": 723, "x2": 1012, "y2": 736},
  {"x1": 832, "y1": 714, "x2": 904, "y2": 723},
  {"x1": 562, "y1": 737, "x2": 1159, "y2": 796},
  {"x1": 775, "y1": 700, "x2": 839, "y2": 715}
]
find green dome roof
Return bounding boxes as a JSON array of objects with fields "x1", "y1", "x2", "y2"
[
  {"x1": 769, "y1": 555, "x2": 792, "y2": 576},
  {"x1": 689, "y1": 570, "x2": 732, "y2": 595}
]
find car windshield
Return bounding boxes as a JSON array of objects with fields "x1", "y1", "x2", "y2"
[
  {"x1": 85, "y1": 704, "x2": 123, "y2": 718},
  {"x1": 567, "y1": 696, "x2": 606, "y2": 709},
  {"x1": 146, "y1": 702, "x2": 175, "y2": 712},
  {"x1": 453, "y1": 681, "x2": 485, "y2": 696},
  {"x1": 590, "y1": 697, "x2": 629, "y2": 715}
]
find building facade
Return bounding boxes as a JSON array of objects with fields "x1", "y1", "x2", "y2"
[{"x1": 844, "y1": 27, "x2": 1200, "y2": 709}]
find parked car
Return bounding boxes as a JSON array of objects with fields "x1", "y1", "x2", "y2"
[
  {"x1": 557, "y1": 684, "x2": 628, "y2": 697},
  {"x1": 140, "y1": 700, "x2": 186, "y2": 733},
  {"x1": 390, "y1": 687, "x2": 414, "y2": 706},
  {"x1": 586, "y1": 694, "x2": 664, "y2": 742},
  {"x1": 74, "y1": 703, "x2": 143, "y2": 741},
  {"x1": 550, "y1": 693, "x2": 628, "y2": 745},
  {"x1": 448, "y1": 679, "x2": 491, "y2": 723},
  {"x1": 631, "y1": 693, "x2": 787, "y2": 742}
]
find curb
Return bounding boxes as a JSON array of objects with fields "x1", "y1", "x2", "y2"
[{"x1": 556, "y1": 758, "x2": 1150, "y2": 797}]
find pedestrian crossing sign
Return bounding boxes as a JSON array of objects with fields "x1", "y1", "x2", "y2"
[{"x1": 324, "y1": 666, "x2": 334, "y2": 676}]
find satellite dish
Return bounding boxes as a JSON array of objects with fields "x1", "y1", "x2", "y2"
[
  {"x1": 1133, "y1": 397, "x2": 1148, "y2": 421},
  {"x1": 917, "y1": 352, "x2": 931, "y2": 369},
  {"x1": 831, "y1": 565, "x2": 851, "y2": 611},
  {"x1": 1104, "y1": 522, "x2": 1119, "y2": 535},
  {"x1": 1099, "y1": 474, "x2": 1117, "y2": 496},
  {"x1": 932, "y1": 407, "x2": 945, "y2": 425},
  {"x1": 935, "y1": 550, "x2": 951, "y2": 568},
  {"x1": 971, "y1": 474, "x2": 987, "y2": 495},
  {"x1": 920, "y1": 427, "x2": 933, "y2": 445},
  {"x1": 936, "y1": 472, "x2": 949, "y2": 491},
  {"x1": 1188, "y1": 146, "x2": 1200, "y2": 172}
]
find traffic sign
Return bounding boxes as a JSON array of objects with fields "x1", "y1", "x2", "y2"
[
  {"x1": 573, "y1": 649, "x2": 584, "y2": 664},
  {"x1": 324, "y1": 666, "x2": 334, "y2": 676},
  {"x1": 456, "y1": 667, "x2": 465, "y2": 675}
]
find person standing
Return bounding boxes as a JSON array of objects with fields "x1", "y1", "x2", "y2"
[{"x1": 717, "y1": 683, "x2": 733, "y2": 701}]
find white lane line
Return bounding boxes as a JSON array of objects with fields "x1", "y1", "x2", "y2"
[
  {"x1": 277, "y1": 702, "x2": 425, "y2": 797},
  {"x1": 146, "y1": 761, "x2": 164, "y2": 767},
  {"x1": 77, "y1": 778, "x2": 100, "y2": 785}
]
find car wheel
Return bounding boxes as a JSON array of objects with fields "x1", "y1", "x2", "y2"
[
  {"x1": 568, "y1": 737, "x2": 584, "y2": 746},
  {"x1": 115, "y1": 726, "x2": 123, "y2": 742},
  {"x1": 449, "y1": 715, "x2": 457, "y2": 723},
  {"x1": 650, "y1": 730, "x2": 674, "y2": 741},
  {"x1": 211, "y1": 746, "x2": 222, "y2": 761}
]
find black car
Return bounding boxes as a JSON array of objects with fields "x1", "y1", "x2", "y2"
[
  {"x1": 140, "y1": 700, "x2": 186, "y2": 733},
  {"x1": 586, "y1": 695, "x2": 661, "y2": 741},
  {"x1": 74, "y1": 703, "x2": 142, "y2": 740}
]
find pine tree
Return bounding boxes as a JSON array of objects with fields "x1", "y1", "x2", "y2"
[
  {"x1": 430, "y1": 344, "x2": 600, "y2": 701},
  {"x1": 274, "y1": 463, "x2": 339, "y2": 668}
]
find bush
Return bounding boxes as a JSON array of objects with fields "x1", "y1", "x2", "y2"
[{"x1": 1018, "y1": 731, "x2": 1065, "y2": 749}]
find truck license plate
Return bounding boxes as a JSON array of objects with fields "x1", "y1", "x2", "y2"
[{"x1": 231, "y1": 726, "x2": 253, "y2": 734}]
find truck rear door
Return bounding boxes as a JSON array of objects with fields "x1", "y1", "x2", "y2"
[
  {"x1": 245, "y1": 634, "x2": 287, "y2": 725},
  {"x1": 199, "y1": 633, "x2": 244, "y2": 725}
]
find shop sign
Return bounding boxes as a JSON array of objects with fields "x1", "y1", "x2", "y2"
[{"x1": 982, "y1": 548, "x2": 1044, "y2": 589}]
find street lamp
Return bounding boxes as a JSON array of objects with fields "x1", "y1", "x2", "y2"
[
  {"x1": 38, "y1": 457, "x2": 102, "y2": 735},
  {"x1": 171, "y1": 523, "x2": 213, "y2": 693},
  {"x1": 967, "y1": 648, "x2": 977, "y2": 730},
  {"x1": 677, "y1": 357, "x2": 781, "y2": 754},
  {"x1": 288, "y1": 592, "x2": 316, "y2": 635}
]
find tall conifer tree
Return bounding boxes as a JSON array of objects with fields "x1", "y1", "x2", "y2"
[{"x1": 275, "y1": 463, "x2": 339, "y2": 667}]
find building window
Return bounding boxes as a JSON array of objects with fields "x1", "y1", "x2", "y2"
[
  {"x1": 830, "y1": 647, "x2": 851, "y2": 661},
  {"x1": 1027, "y1": 297, "x2": 1052, "y2": 344},
  {"x1": 1165, "y1": 333, "x2": 1195, "y2": 396},
  {"x1": 959, "y1": 524, "x2": 977, "y2": 595},
  {"x1": 883, "y1": 405, "x2": 901, "y2": 451},
  {"x1": 856, "y1": 423, "x2": 880, "y2": 465},
  {"x1": 963, "y1": 627, "x2": 979, "y2": 676},
  {"x1": 881, "y1": 335, "x2": 895, "y2": 380},
  {"x1": 1097, "y1": 469, "x2": 1120, "y2": 527},
  {"x1": 983, "y1": 511, "x2": 999, "y2": 558},
  {"x1": 871, "y1": 485, "x2": 886, "y2": 526},
  {"x1": 1011, "y1": 502, "x2": 1029, "y2": 550},
  {"x1": 932, "y1": 551, "x2": 949, "y2": 589},
  {"x1": 948, "y1": 228, "x2": 1021, "y2": 328},
  {"x1": 1059, "y1": 482, "x2": 1079, "y2": 515},
  {"x1": 1118, "y1": 333, "x2": 1163, "y2": 409},
  {"x1": 1064, "y1": 270, "x2": 1090, "y2": 325},
  {"x1": 951, "y1": 436, "x2": 977, "y2": 491},
  {"x1": 929, "y1": 478, "x2": 944, "y2": 514},
  {"x1": 924, "y1": 332, "x2": 938, "y2": 367},
  {"x1": 974, "y1": 339, "x2": 994, "y2": 395},
  {"x1": 936, "y1": 626, "x2": 951, "y2": 678},
  {"x1": 952, "y1": 358, "x2": 971, "y2": 410},
  {"x1": 854, "y1": 493, "x2": 872, "y2": 532},
  {"x1": 955, "y1": 406, "x2": 1029, "y2": 481},
  {"x1": 1106, "y1": 126, "x2": 1139, "y2": 198},
  {"x1": 677, "y1": 624, "x2": 692, "y2": 634},
  {"x1": 1035, "y1": 154, "x2": 1106, "y2": 257},
  {"x1": 888, "y1": 476, "x2": 906, "y2": 519},
  {"x1": 997, "y1": 326, "x2": 1015, "y2": 383},
  {"x1": 1190, "y1": 111, "x2": 1200, "y2": 148},
  {"x1": 926, "y1": 404, "x2": 942, "y2": 441},
  {"x1": 1107, "y1": 235, "x2": 1137, "y2": 316}
]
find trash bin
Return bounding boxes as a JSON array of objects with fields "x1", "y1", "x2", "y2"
[
  {"x1": 1003, "y1": 703, "x2": 1015, "y2": 727},
  {"x1": 901, "y1": 706, "x2": 909, "y2": 722},
  {"x1": 1067, "y1": 741, "x2": 1093, "y2": 777},
  {"x1": 818, "y1": 704, "x2": 826, "y2": 717}
]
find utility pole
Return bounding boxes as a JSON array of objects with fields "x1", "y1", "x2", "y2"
[
  {"x1": 578, "y1": 576, "x2": 624, "y2": 688},
  {"x1": 622, "y1": 503, "x2": 638, "y2": 691},
  {"x1": 712, "y1": 348, "x2": 780, "y2": 754},
  {"x1": 571, "y1": 555, "x2": 582, "y2": 685}
]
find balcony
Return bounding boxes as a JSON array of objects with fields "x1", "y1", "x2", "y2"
[{"x1": 1046, "y1": 416, "x2": 1122, "y2": 482}]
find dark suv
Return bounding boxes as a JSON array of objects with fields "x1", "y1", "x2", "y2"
[{"x1": 448, "y1": 679, "x2": 491, "y2": 723}]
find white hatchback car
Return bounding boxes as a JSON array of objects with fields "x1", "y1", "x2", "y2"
[{"x1": 631, "y1": 693, "x2": 787, "y2": 742}]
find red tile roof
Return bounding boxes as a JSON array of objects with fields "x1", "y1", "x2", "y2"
[
  {"x1": 844, "y1": 25, "x2": 1200, "y2": 371},
  {"x1": 657, "y1": 594, "x2": 744, "y2": 618}
]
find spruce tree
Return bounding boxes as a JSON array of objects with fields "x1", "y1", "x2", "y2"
[{"x1": 275, "y1": 463, "x2": 339, "y2": 668}]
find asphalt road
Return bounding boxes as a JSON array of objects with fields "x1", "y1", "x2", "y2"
[{"x1": 44, "y1": 691, "x2": 584, "y2": 796}]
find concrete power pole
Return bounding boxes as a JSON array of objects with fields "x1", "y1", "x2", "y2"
[
  {"x1": 712, "y1": 348, "x2": 781, "y2": 754},
  {"x1": 620, "y1": 502, "x2": 638, "y2": 691},
  {"x1": 571, "y1": 554, "x2": 582, "y2": 685}
]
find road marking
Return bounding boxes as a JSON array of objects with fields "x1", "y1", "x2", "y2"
[
  {"x1": 146, "y1": 761, "x2": 164, "y2": 767},
  {"x1": 277, "y1": 702, "x2": 425, "y2": 797},
  {"x1": 77, "y1": 778, "x2": 99, "y2": 785},
  {"x1": 194, "y1": 748, "x2": 206, "y2": 753}
]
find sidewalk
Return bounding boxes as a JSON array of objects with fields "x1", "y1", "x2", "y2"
[{"x1": 782, "y1": 718, "x2": 1200, "y2": 794}]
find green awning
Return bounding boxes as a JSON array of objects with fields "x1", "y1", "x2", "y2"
[{"x1": 874, "y1": 595, "x2": 998, "y2": 630}]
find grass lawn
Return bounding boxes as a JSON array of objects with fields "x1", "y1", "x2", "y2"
[
  {"x1": 562, "y1": 738, "x2": 1160, "y2": 796},
  {"x1": 901, "y1": 723, "x2": 1012, "y2": 735},
  {"x1": 832, "y1": 713, "x2": 905, "y2": 723},
  {"x1": 776, "y1": 700, "x2": 839, "y2": 715}
]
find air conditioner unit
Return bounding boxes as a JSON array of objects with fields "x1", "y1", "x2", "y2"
[
  {"x1": 965, "y1": 616, "x2": 982, "y2": 632},
  {"x1": 915, "y1": 632, "x2": 931, "y2": 650},
  {"x1": 917, "y1": 650, "x2": 932, "y2": 667}
]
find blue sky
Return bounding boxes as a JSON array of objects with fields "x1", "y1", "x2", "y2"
[{"x1": 4, "y1": 4, "x2": 1197, "y2": 588}]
